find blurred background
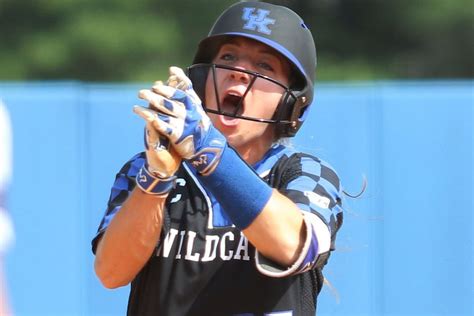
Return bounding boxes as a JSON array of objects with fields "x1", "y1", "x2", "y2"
[
  {"x1": 0, "y1": 0, "x2": 472, "y2": 81},
  {"x1": 0, "y1": 0, "x2": 472, "y2": 315}
]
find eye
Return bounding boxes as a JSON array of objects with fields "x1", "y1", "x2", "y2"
[
  {"x1": 219, "y1": 53, "x2": 236, "y2": 62},
  {"x1": 257, "y1": 61, "x2": 274, "y2": 72}
]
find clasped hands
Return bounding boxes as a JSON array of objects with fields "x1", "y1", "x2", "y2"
[{"x1": 133, "y1": 67, "x2": 226, "y2": 193}]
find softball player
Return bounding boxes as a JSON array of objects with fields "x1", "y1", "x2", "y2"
[{"x1": 93, "y1": 2, "x2": 344, "y2": 315}]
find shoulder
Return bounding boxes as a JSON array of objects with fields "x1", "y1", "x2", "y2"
[
  {"x1": 295, "y1": 153, "x2": 341, "y2": 192},
  {"x1": 106, "y1": 152, "x2": 146, "y2": 194},
  {"x1": 116, "y1": 152, "x2": 146, "y2": 177},
  {"x1": 266, "y1": 147, "x2": 341, "y2": 193}
]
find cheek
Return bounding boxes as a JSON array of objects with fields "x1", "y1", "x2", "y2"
[
  {"x1": 247, "y1": 88, "x2": 284, "y2": 119},
  {"x1": 208, "y1": 112, "x2": 221, "y2": 127},
  {"x1": 204, "y1": 70, "x2": 229, "y2": 110},
  {"x1": 204, "y1": 74, "x2": 215, "y2": 109}
]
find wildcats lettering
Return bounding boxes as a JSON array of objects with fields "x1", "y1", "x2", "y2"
[{"x1": 157, "y1": 228, "x2": 250, "y2": 262}]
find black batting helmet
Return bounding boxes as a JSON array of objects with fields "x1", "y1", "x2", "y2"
[{"x1": 188, "y1": 1, "x2": 317, "y2": 137}]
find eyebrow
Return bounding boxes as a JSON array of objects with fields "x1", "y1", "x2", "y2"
[{"x1": 221, "y1": 41, "x2": 280, "y2": 60}]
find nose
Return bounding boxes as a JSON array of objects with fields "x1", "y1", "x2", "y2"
[{"x1": 229, "y1": 66, "x2": 250, "y2": 84}]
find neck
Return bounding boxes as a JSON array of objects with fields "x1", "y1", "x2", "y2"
[{"x1": 235, "y1": 139, "x2": 273, "y2": 166}]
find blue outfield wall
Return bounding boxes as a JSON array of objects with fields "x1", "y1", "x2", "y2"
[{"x1": 0, "y1": 80, "x2": 472, "y2": 316}]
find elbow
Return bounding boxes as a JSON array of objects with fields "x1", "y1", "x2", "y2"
[
  {"x1": 94, "y1": 258, "x2": 131, "y2": 289},
  {"x1": 98, "y1": 275, "x2": 128, "y2": 290},
  {"x1": 277, "y1": 217, "x2": 309, "y2": 267},
  {"x1": 281, "y1": 235, "x2": 305, "y2": 267}
]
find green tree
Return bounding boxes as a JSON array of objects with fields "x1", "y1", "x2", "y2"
[
  {"x1": 0, "y1": 0, "x2": 472, "y2": 81},
  {"x1": 274, "y1": 0, "x2": 473, "y2": 80}
]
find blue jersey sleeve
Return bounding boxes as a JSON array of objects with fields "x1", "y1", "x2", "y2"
[
  {"x1": 284, "y1": 154, "x2": 343, "y2": 245},
  {"x1": 91, "y1": 152, "x2": 146, "y2": 254},
  {"x1": 256, "y1": 151, "x2": 344, "y2": 277}
]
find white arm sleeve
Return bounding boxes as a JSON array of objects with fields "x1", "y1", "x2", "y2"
[{"x1": 255, "y1": 211, "x2": 331, "y2": 278}]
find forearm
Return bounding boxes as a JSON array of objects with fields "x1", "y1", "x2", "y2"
[
  {"x1": 198, "y1": 147, "x2": 305, "y2": 267},
  {"x1": 94, "y1": 74, "x2": 182, "y2": 288},
  {"x1": 94, "y1": 188, "x2": 167, "y2": 288},
  {"x1": 243, "y1": 190, "x2": 305, "y2": 267}
]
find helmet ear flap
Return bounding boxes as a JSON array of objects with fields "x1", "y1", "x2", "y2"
[
  {"x1": 273, "y1": 90, "x2": 312, "y2": 138},
  {"x1": 273, "y1": 91, "x2": 297, "y2": 138}
]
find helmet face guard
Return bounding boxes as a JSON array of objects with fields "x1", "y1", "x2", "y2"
[{"x1": 187, "y1": 63, "x2": 296, "y2": 125}]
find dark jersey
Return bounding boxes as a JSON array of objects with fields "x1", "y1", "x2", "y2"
[{"x1": 92, "y1": 144, "x2": 344, "y2": 316}]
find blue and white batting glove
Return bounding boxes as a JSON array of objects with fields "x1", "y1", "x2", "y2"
[
  {"x1": 134, "y1": 82, "x2": 182, "y2": 195},
  {"x1": 136, "y1": 123, "x2": 181, "y2": 196},
  {"x1": 133, "y1": 67, "x2": 226, "y2": 176}
]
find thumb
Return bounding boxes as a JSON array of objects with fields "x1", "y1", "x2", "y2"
[
  {"x1": 167, "y1": 66, "x2": 192, "y2": 90},
  {"x1": 146, "y1": 122, "x2": 169, "y2": 151}
]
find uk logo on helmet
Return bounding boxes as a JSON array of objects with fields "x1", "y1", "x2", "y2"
[{"x1": 242, "y1": 8, "x2": 275, "y2": 35}]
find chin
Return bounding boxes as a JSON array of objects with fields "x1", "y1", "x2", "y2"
[{"x1": 223, "y1": 132, "x2": 240, "y2": 146}]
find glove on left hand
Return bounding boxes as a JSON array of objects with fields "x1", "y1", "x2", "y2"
[
  {"x1": 142, "y1": 121, "x2": 181, "y2": 179},
  {"x1": 133, "y1": 67, "x2": 226, "y2": 176},
  {"x1": 134, "y1": 80, "x2": 182, "y2": 195}
]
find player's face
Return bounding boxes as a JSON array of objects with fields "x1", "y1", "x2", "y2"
[{"x1": 204, "y1": 37, "x2": 291, "y2": 163}]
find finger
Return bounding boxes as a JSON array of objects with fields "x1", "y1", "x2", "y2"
[
  {"x1": 152, "y1": 85, "x2": 197, "y2": 111},
  {"x1": 146, "y1": 122, "x2": 169, "y2": 151},
  {"x1": 146, "y1": 122, "x2": 159, "y2": 146},
  {"x1": 164, "y1": 68, "x2": 202, "y2": 104},
  {"x1": 146, "y1": 148, "x2": 181, "y2": 178},
  {"x1": 151, "y1": 84, "x2": 183, "y2": 101},
  {"x1": 138, "y1": 89, "x2": 178, "y2": 118},
  {"x1": 146, "y1": 86, "x2": 191, "y2": 117},
  {"x1": 133, "y1": 105, "x2": 157, "y2": 123},
  {"x1": 139, "y1": 89, "x2": 187, "y2": 119},
  {"x1": 134, "y1": 106, "x2": 174, "y2": 135},
  {"x1": 152, "y1": 80, "x2": 164, "y2": 88},
  {"x1": 152, "y1": 85, "x2": 202, "y2": 113},
  {"x1": 134, "y1": 105, "x2": 174, "y2": 126},
  {"x1": 166, "y1": 75, "x2": 182, "y2": 89},
  {"x1": 168, "y1": 66, "x2": 192, "y2": 90},
  {"x1": 169, "y1": 66, "x2": 187, "y2": 79}
]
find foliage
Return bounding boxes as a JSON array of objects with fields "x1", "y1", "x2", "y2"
[{"x1": 0, "y1": 0, "x2": 472, "y2": 82}]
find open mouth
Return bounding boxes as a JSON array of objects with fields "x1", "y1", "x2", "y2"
[{"x1": 220, "y1": 92, "x2": 244, "y2": 117}]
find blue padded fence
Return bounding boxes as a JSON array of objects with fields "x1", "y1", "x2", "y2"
[{"x1": 1, "y1": 80, "x2": 472, "y2": 316}]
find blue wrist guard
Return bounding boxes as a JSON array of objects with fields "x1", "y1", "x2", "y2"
[
  {"x1": 135, "y1": 164, "x2": 176, "y2": 196},
  {"x1": 198, "y1": 146, "x2": 273, "y2": 229}
]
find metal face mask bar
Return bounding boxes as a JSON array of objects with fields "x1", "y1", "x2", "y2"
[{"x1": 187, "y1": 63, "x2": 296, "y2": 125}]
